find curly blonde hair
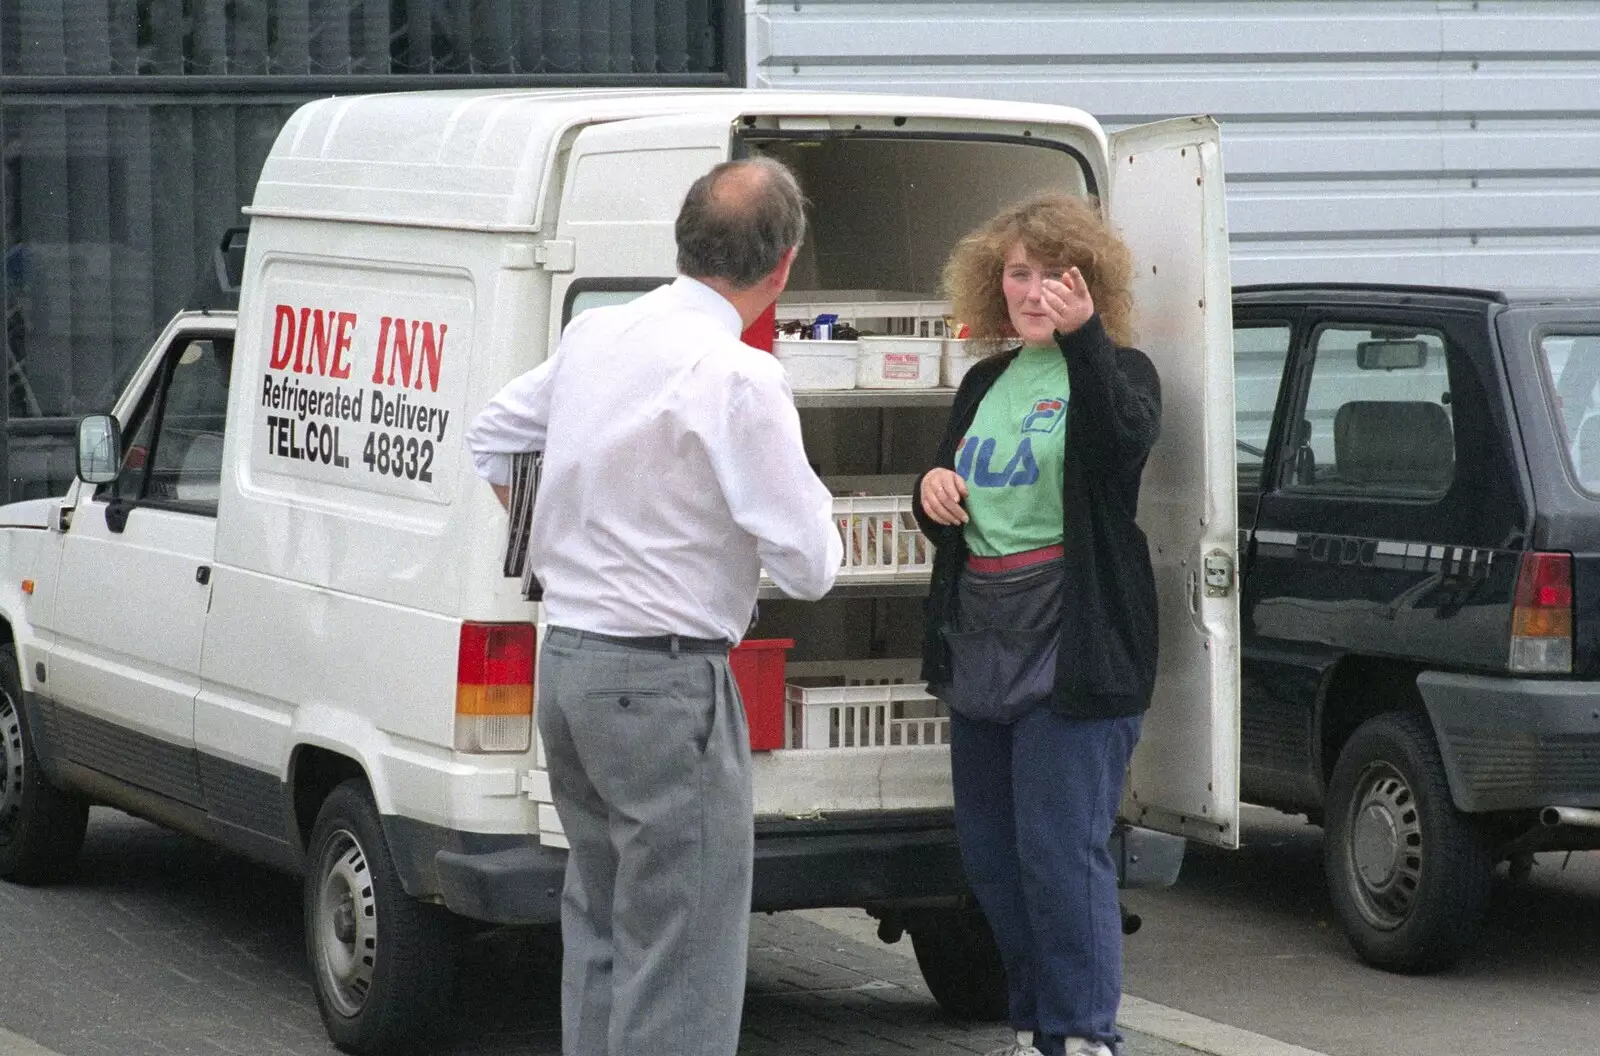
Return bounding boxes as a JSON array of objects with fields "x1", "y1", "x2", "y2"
[{"x1": 943, "y1": 192, "x2": 1135, "y2": 350}]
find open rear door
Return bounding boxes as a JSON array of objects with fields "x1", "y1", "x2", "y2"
[
  {"x1": 1108, "y1": 116, "x2": 1241, "y2": 849},
  {"x1": 546, "y1": 112, "x2": 738, "y2": 344}
]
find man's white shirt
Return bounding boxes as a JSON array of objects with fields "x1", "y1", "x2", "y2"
[{"x1": 465, "y1": 277, "x2": 842, "y2": 642}]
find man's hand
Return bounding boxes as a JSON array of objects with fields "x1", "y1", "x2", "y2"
[
  {"x1": 491, "y1": 483, "x2": 510, "y2": 510},
  {"x1": 919, "y1": 467, "x2": 969, "y2": 526},
  {"x1": 1041, "y1": 266, "x2": 1096, "y2": 337}
]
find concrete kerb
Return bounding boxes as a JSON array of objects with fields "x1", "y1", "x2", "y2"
[
  {"x1": 794, "y1": 909, "x2": 1336, "y2": 1056},
  {"x1": 0, "y1": 1028, "x2": 67, "y2": 1056}
]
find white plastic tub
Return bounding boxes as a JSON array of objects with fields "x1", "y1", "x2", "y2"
[
  {"x1": 941, "y1": 339, "x2": 984, "y2": 388},
  {"x1": 856, "y1": 336, "x2": 941, "y2": 389},
  {"x1": 774, "y1": 338, "x2": 858, "y2": 391}
]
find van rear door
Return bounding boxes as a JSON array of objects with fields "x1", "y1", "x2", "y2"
[
  {"x1": 546, "y1": 111, "x2": 739, "y2": 345},
  {"x1": 1108, "y1": 116, "x2": 1242, "y2": 849}
]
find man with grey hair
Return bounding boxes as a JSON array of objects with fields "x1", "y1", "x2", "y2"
[{"x1": 465, "y1": 156, "x2": 840, "y2": 1056}]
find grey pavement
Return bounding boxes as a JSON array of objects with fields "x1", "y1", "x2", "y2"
[{"x1": 0, "y1": 809, "x2": 1212, "y2": 1056}]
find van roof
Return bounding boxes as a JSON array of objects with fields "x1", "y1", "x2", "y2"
[{"x1": 247, "y1": 88, "x2": 1106, "y2": 233}]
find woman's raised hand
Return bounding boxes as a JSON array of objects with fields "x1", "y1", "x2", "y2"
[
  {"x1": 919, "y1": 467, "x2": 969, "y2": 526},
  {"x1": 1040, "y1": 266, "x2": 1095, "y2": 336}
]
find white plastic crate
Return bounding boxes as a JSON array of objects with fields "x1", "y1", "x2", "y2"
[
  {"x1": 834, "y1": 494, "x2": 932, "y2": 578},
  {"x1": 757, "y1": 493, "x2": 930, "y2": 589},
  {"x1": 777, "y1": 290, "x2": 952, "y2": 331},
  {"x1": 784, "y1": 659, "x2": 949, "y2": 749}
]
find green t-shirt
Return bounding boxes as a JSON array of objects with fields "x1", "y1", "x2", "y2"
[{"x1": 957, "y1": 345, "x2": 1070, "y2": 557}]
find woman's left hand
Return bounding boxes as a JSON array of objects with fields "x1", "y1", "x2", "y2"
[{"x1": 1040, "y1": 267, "x2": 1095, "y2": 337}]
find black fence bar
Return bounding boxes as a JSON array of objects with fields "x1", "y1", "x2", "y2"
[
  {"x1": 5, "y1": 419, "x2": 79, "y2": 438},
  {"x1": 0, "y1": 72, "x2": 734, "y2": 95}
]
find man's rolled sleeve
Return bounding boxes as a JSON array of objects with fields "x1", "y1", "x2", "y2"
[
  {"x1": 713, "y1": 372, "x2": 841, "y2": 601},
  {"x1": 465, "y1": 357, "x2": 557, "y2": 485}
]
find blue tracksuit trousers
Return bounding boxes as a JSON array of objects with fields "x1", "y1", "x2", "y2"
[{"x1": 949, "y1": 707, "x2": 1142, "y2": 1055}]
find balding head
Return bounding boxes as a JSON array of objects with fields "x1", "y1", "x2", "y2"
[{"x1": 675, "y1": 157, "x2": 807, "y2": 289}]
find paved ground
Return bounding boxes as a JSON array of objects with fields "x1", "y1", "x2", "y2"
[
  {"x1": 1120, "y1": 806, "x2": 1600, "y2": 1056},
  {"x1": 0, "y1": 809, "x2": 1214, "y2": 1056}
]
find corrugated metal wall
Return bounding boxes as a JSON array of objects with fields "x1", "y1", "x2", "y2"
[{"x1": 751, "y1": 0, "x2": 1600, "y2": 289}]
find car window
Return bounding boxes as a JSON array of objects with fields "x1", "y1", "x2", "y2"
[
  {"x1": 1233, "y1": 323, "x2": 1293, "y2": 513},
  {"x1": 1286, "y1": 324, "x2": 1454, "y2": 500},
  {"x1": 102, "y1": 336, "x2": 232, "y2": 515},
  {"x1": 1538, "y1": 331, "x2": 1600, "y2": 493}
]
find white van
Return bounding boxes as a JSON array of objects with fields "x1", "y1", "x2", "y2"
[{"x1": 0, "y1": 89, "x2": 1239, "y2": 1053}]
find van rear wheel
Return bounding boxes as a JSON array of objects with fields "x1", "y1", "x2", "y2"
[
  {"x1": 0, "y1": 651, "x2": 88, "y2": 885},
  {"x1": 1323, "y1": 711, "x2": 1492, "y2": 973},
  {"x1": 907, "y1": 907, "x2": 1008, "y2": 1021},
  {"x1": 306, "y1": 779, "x2": 457, "y2": 1054}
]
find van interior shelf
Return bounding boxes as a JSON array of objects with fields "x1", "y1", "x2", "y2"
[
  {"x1": 758, "y1": 577, "x2": 931, "y2": 601},
  {"x1": 793, "y1": 388, "x2": 957, "y2": 409}
]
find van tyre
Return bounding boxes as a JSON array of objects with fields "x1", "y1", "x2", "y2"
[
  {"x1": 0, "y1": 651, "x2": 89, "y2": 884},
  {"x1": 1324, "y1": 711, "x2": 1492, "y2": 973},
  {"x1": 907, "y1": 907, "x2": 1009, "y2": 1021},
  {"x1": 306, "y1": 779, "x2": 457, "y2": 1055}
]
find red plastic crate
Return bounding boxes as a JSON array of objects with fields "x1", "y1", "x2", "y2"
[
  {"x1": 741, "y1": 301, "x2": 776, "y2": 353},
  {"x1": 731, "y1": 638, "x2": 793, "y2": 751}
]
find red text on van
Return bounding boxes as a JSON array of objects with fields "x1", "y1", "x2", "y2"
[
  {"x1": 269, "y1": 304, "x2": 357, "y2": 380},
  {"x1": 370, "y1": 317, "x2": 446, "y2": 393}
]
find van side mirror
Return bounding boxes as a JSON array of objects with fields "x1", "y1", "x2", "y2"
[
  {"x1": 76, "y1": 414, "x2": 121, "y2": 485},
  {"x1": 1356, "y1": 339, "x2": 1427, "y2": 370}
]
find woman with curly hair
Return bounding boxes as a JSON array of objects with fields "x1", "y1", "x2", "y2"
[{"x1": 912, "y1": 192, "x2": 1161, "y2": 1056}]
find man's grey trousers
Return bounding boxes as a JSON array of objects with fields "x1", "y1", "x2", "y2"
[{"x1": 537, "y1": 627, "x2": 754, "y2": 1056}]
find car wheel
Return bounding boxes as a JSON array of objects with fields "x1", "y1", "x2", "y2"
[
  {"x1": 1324, "y1": 711, "x2": 1491, "y2": 973},
  {"x1": 907, "y1": 907, "x2": 1008, "y2": 1021},
  {"x1": 305, "y1": 779, "x2": 457, "y2": 1054},
  {"x1": 0, "y1": 650, "x2": 89, "y2": 884}
]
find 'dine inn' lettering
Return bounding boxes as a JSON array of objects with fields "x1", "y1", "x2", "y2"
[{"x1": 267, "y1": 303, "x2": 447, "y2": 393}]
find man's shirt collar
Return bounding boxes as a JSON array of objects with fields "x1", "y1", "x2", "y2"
[{"x1": 673, "y1": 275, "x2": 744, "y2": 336}]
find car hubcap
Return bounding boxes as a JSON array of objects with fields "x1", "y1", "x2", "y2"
[
  {"x1": 1346, "y1": 762, "x2": 1423, "y2": 930},
  {"x1": 314, "y1": 829, "x2": 378, "y2": 1018},
  {"x1": 0, "y1": 695, "x2": 24, "y2": 843}
]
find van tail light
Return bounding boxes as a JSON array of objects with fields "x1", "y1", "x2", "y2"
[
  {"x1": 1510, "y1": 552, "x2": 1572, "y2": 674},
  {"x1": 456, "y1": 622, "x2": 535, "y2": 753}
]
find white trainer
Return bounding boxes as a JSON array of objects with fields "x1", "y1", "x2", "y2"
[
  {"x1": 984, "y1": 1030, "x2": 1045, "y2": 1056},
  {"x1": 1063, "y1": 1038, "x2": 1114, "y2": 1056}
]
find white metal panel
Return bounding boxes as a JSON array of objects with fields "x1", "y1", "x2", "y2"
[
  {"x1": 1109, "y1": 117, "x2": 1241, "y2": 849},
  {"x1": 754, "y1": 0, "x2": 1600, "y2": 289},
  {"x1": 553, "y1": 111, "x2": 740, "y2": 277}
]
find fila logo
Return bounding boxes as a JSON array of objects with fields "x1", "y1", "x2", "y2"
[
  {"x1": 1022, "y1": 398, "x2": 1066, "y2": 435},
  {"x1": 956, "y1": 436, "x2": 1039, "y2": 488}
]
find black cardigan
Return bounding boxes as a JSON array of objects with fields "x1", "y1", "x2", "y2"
[{"x1": 912, "y1": 314, "x2": 1162, "y2": 719}]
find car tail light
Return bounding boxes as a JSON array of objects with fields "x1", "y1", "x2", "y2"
[
  {"x1": 1510, "y1": 552, "x2": 1572, "y2": 674},
  {"x1": 456, "y1": 622, "x2": 534, "y2": 752}
]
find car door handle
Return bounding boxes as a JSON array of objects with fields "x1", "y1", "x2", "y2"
[{"x1": 196, "y1": 565, "x2": 211, "y2": 585}]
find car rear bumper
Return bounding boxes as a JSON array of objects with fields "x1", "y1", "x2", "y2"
[
  {"x1": 1417, "y1": 671, "x2": 1600, "y2": 812},
  {"x1": 432, "y1": 815, "x2": 1186, "y2": 925}
]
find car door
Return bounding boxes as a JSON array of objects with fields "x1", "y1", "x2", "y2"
[
  {"x1": 1242, "y1": 302, "x2": 1524, "y2": 804},
  {"x1": 1107, "y1": 117, "x2": 1242, "y2": 849},
  {"x1": 42, "y1": 323, "x2": 232, "y2": 805},
  {"x1": 1230, "y1": 305, "x2": 1325, "y2": 809}
]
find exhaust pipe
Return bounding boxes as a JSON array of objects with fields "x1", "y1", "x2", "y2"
[{"x1": 1540, "y1": 806, "x2": 1600, "y2": 829}]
